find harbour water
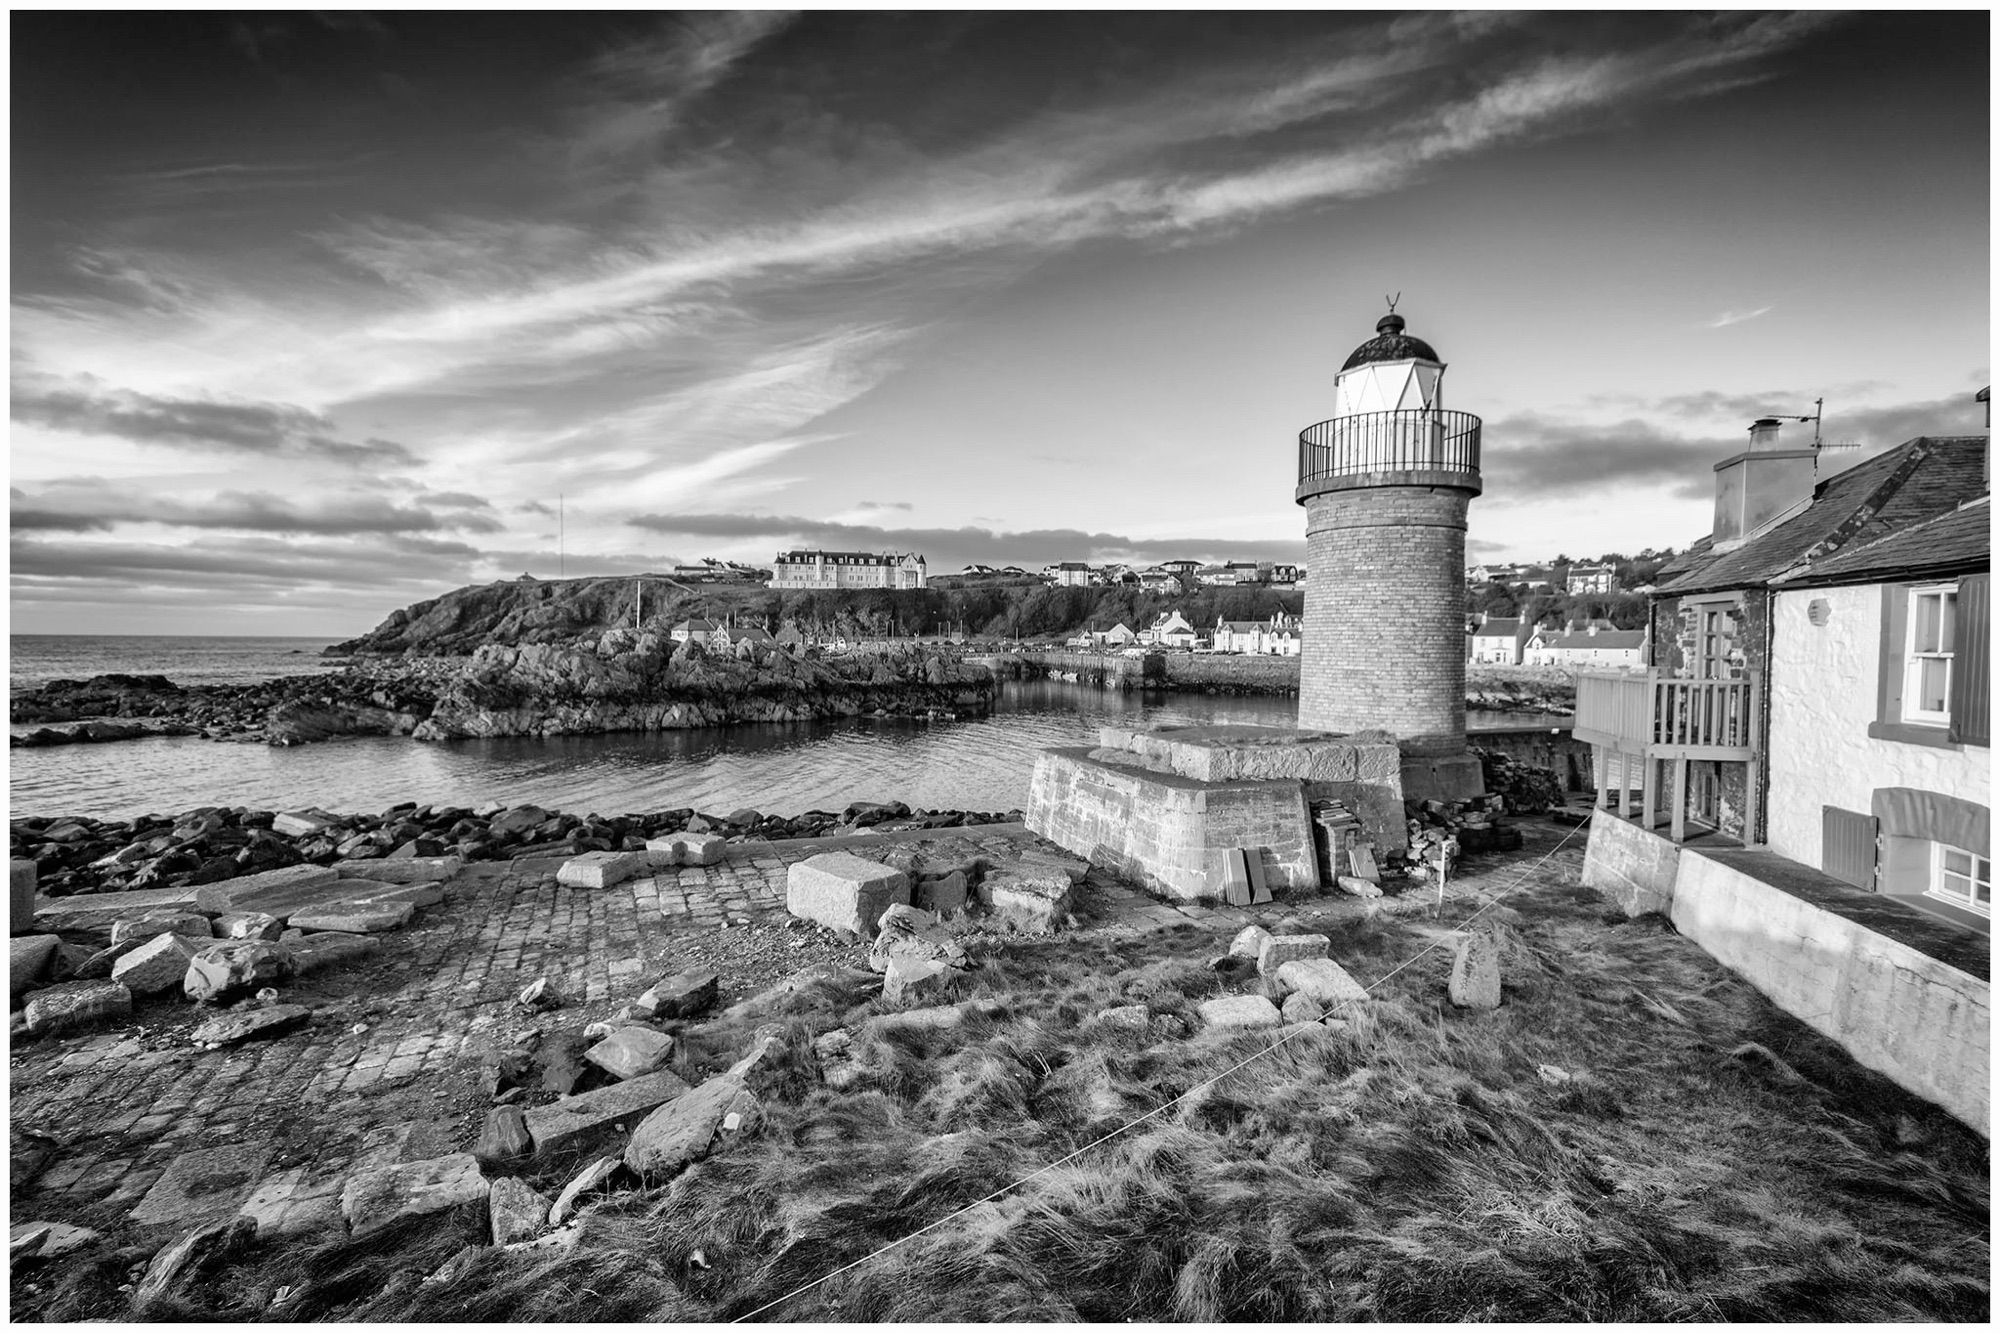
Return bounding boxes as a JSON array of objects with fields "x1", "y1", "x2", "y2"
[{"x1": 8, "y1": 636, "x2": 1566, "y2": 820}]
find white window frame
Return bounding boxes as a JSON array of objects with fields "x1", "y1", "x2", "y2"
[
  {"x1": 1927, "y1": 841, "x2": 1991, "y2": 919},
  {"x1": 1903, "y1": 582, "x2": 1959, "y2": 726}
]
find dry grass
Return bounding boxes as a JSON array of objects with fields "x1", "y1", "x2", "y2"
[{"x1": 114, "y1": 871, "x2": 1988, "y2": 1322}]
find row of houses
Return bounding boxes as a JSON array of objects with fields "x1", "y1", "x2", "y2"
[
  {"x1": 1468, "y1": 560, "x2": 1623, "y2": 595},
  {"x1": 766, "y1": 550, "x2": 927, "y2": 591},
  {"x1": 1065, "y1": 611, "x2": 1302, "y2": 655},
  {"x1": 1044, "y1": 560, "x2": 1302, "y2": 591},
  {"x1": 1469, "y1": 615, "x2": 1649, "y2": 667}
]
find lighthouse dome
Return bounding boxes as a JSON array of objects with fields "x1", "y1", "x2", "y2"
[{"x1": 1340, "y1": 312, "x2": 1439, "y2": 371}]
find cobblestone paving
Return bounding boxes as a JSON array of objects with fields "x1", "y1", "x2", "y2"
[{"x1": 9, "y1": 819, "x2": 1587, "y2": 1245}]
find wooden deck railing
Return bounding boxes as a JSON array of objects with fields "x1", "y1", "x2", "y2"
[{"x1": 1573, "y1": 670, "x2": 1757, "y2": 757}]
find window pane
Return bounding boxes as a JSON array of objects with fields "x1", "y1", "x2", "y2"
[
  {"x1": 1913, "y1": 594, "x2": 1941, "y2": 652},
  {"x1": 1975, "y1": 881, "x2": 1991, "y2": 907},
  {"x1": 1943, "y1": 847, "x2": 1972, "y2": 875},
  {"x1": 1917, "y1": 658, "x2": 1950, "y2": 713},
  {"x1": 1940, "y1": 593, "x2": 1957, "y2": 653}
]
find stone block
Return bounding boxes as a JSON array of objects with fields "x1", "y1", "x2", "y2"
[
  {"x1": 1336, "y1": 875, "x2": 1383, "y2": 899},
  {"x1": 523, "y1": 1069, "x2": 692, "y2": 1164},
  {"x1": 11, "y1": 859, "x2": 38, "y2": 928},
  {"x1": 635, "y1": 968, "x2": 718, "y2": 1021},
  {"x1": 33, "y1": 886, "x2": 199, "y2": 934},
  {"x1": 489, "y1": 1177, "x2": 551, "y2": 1246},
  {"x1": 190, "y1": 1004, "x2": 311, "y2": 1047},
  {"x1": 236, "y1": 1169, "x2": 341, "y2": 1241},
  {"x1": 915, "y1": 871, "x2": 969, "y2": 916},
  {"x1": 1256, "y1": 933, "x2": 1330, "y2": 978},
  {"x1": 584, "y1": 1026, "x2": 675, "y2": 1081},
  {"x1": 1275, "y1": 957, "x2": 1370, "y2": 1009},
  {"x1": 183, "y1": 940, "x2": 295, "y2": 1003},
  {"x1": 11, "y1": 1220, "x2": 102, "y2": 1260},
  {"x1": 23, "y1": 976, "x2": 131, "y2": 1040},
  {"x1": 1449, "y1": 930, "x2": 1502, "y2": 1010},
  {"x1": 111, "y1": 933, "x2": 207, "y2": 994},
  {"x1": 1280, "y1": 992, "x2": 1322, "y2": 1024},
  {"x1": 556, "y1": 851, "x2": 649, "y2": 890},
  {"x1": 676, "y1": 834, "x2": 727, "y2": 867},
  {"x1": 883, "y1": 956, "x2": 954, "y2": 1007},
  {"x1": 1197, "y1": 995, "x2": 1283, "y2": 1031},
  {"x1": 333, "y1": 855, "x2": 461, "y2": 884},
  {"x1": 341, "y1": 1153, "x2": 487, "y2": 1238},
  {"x1": 284, "y1": 931, "x2": 381, "y2": 975},
  {"x1": 213, "y1": 911, "x2": 285, "y2": 941},
  {"x1": 786, "y1": 852, "x2": 910, "y2": 938},
  {"x1": 287, "y1": 901, "x2": 415, "y2": 934},
  {"x1": 1228, "y1": 924, "x2": 1272, "y2": 960},
  {"x1": 192, "y1": 864, "x2": 340, "y2": 916},
  {"x1": 624, "y1": 1076, "x2": 761, "y2": 1180},
  {"x1": 272, "y1": 809, "x2": 339, "y2": 837},
  {"x1": 643, "y1": 837, "x2": 683, "y2": 868},
  {"x1": 977, "y1": 868, "x2": 1072, "y2": 934},
  {"x1": 341, "y1": 879, "x2": 446, "y2": 910},
  {"x1": 110, "y1": 912, "x2": 212, "y2": 945},
  {"x1": 10, "y1": 934, "x2": 60, "y2": 998}
]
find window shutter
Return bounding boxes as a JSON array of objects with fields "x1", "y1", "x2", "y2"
[
  {"x1": 1876, "y1": 583, "x2": 1909, "y2": 723},
  {"x1": 1949, "y1": 572, "x2": 1989, "y2": 747},
  {"x1": 1822, "y1": 806, "x2": 1879, "y2": 890}
]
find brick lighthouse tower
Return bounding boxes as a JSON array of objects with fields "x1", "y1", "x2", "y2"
[{"x1": 1295, "y1": 305, "x2": 1486, "y2": 800}]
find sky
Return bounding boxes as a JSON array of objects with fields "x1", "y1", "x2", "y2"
[{"x1": 10, "y1": 9, "x2": 1990, "y2": 636}]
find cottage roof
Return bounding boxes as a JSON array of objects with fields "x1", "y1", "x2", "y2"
[
  {"x1": 1474, "y1": 617, "x2": 1526, "y2": 637},
  {"x1": 1777, "y1": 497, "x2": 1989, "y2": 587},
  {"x1": 672, "y1": 618, "x2": 718, "y2": 632},
  {"x1": 1657, "y1": 436, "x2": 1986, "y2": 595}
]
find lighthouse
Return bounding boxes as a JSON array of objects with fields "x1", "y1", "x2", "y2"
[{"x1": 1295, "y1": 307, "x2": 1486, "y2": 800}]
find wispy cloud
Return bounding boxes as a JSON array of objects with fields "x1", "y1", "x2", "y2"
[{"x1": 1707, "y1": 304, "x2": 1774, "y2": 328}]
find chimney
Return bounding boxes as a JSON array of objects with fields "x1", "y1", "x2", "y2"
[{"x1": 1712, "y1": 416, "x2": 1822, "y2": 548}]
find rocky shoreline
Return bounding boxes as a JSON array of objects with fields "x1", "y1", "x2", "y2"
[
  {"x1": 11, "y1": 634, "x2": 997, "y2": 749},
  {"x1": 12, "y1": 798, "x2": 1026, "y2": 901}
]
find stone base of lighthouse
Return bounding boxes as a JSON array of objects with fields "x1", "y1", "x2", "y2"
[{"x1": 1300, "y1": 484, "x2": 1486, "y2": 804}]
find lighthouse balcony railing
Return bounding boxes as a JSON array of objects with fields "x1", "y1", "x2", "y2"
[{"x1": 1296, "y1": 409, "x2": 1482, "y2": 499}]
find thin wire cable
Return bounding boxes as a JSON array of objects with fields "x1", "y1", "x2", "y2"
[{"x1": 731, "y1": 815, "x2": 1590, "y2": 1322}]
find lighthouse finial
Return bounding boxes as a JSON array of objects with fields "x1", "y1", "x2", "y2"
[{"x1": 1385, "y1": 291, "x2": 1400, "y2": 314}]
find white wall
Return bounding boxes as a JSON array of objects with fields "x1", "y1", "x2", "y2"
[{"x1": 1766, "y1": 585, "x2": 1989, "y2": 866}]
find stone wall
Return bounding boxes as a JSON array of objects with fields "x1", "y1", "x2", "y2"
[
  {"x1": 1579, "y1": 807, "x2": 1682, "y2": 916},
  {"x1": 1301, "y1": 485, "x2": 1469, "y2": 754},
  {"x1": 1026, "y1": 750, "x2": 1319, "y2": 902}
]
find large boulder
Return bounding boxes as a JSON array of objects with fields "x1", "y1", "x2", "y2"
[
  {"x1": 183, "y1": 941, "x2": 295, "y2": 1004},
  {"x1": 111, "y1": 933, "x2": 208, "y2": 995},
  {"x1": 584, "y1": 1026, "x2": 675, "y2": 1081},
  {"x1": 623, "y1": 1076, "x2": 762, "y2": 1181},
  {"x1": 488, "y1": 1177, "x2": 551, "y2": 1246},
  {"x1": 1448, "y1": 929, "x2": 1502, "y2": 1010},
  {"x1": 1256, "y1": 933, "x2": 1331, "y2": 978},
  {"x1": 976, "y1": 864, "x2": 1074, "y2": 934},
  {"x1": 1274, "y1": 957, "x2": 1370, "y2": 1009},
  {"x1": 24, "y1": 980, "x2": 132, "y2": 1035},
  {"x1": 882, "y1": 955, "x2": 956, "y2": 1007},
  {"x1": 556, "y1": 851, "x2": 649, "y2": 890},
  {"x1": 10, "y1": 935, "x2": 61, "y2": 999},
  {"x1": 634, "y1": 969, "x2": 718, "y2": 1021},
  {"x1": 1196, "y1": 995, "x2": 1283, "y2": 1031},
  {"x1": 786, "y1": 852, "x2": 909, "y2": 939}
]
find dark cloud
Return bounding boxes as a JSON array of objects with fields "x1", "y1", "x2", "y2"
[
  {"x1": 414, "y1": 490, "x2": 495, "y2": 510},
  {"x1": 626, "y1": 512, "x2": 1304, "y2": 570},
  {"x1": 1481, "y1": 388, "x2": 1987, "y2": 500},
  {"x1": 515, "y1": 500, "x2": 555, "y2": 516},
  {"x1": 9, "y1": 532, "x2": 482, "y2": 589},
  {"x1": 10, "y1": 488, "x2": 501, "y2": 536},
  {"x1": 11, "y1": 377, "x2": 417, "y2": 465}
]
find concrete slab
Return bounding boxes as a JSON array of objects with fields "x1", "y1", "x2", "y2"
[
  {"x1": 523, "y1": 1069, "x2": 692, "y2": 1164},
  {"x1": 34, "y1": 886, "x2": 201, "y2": 934},
  {"x1": 192, "y1": 865, "x2": 342, "y2": 919}
]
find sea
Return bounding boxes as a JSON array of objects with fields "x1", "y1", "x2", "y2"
[{"x1": 8, "y1": 635, "x2": 1560, "y2": 821}]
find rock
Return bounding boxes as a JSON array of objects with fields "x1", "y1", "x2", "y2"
[
  {"x1": 9, "y1": 1220, "x2": 101, "y2": 1261},
  {"x1": 489, "y1": 805, "x2": 549, "y2": 836},
  {"x1": 272, "y1": 809, "x2": 340, "y2": 837},
  {"x1": 878, "y1": 903, "x2": 937, "y2": 935},
  {"x1": 1229, "y1": 924, "x2": 1274, "y2": 960},
  {"x1": 287, "y1": 901, "x2": 415, "y2": 934},
  {"x1": 518, "y1": 977, "x2": 564, "y2": 1011},
  {"x1": 10, "y1": 934, "x2": 61, "y2": 998},
  {"x1": 914, "y1": 870, "x2": 968, "y2": 916},
  {"x1": 191, "y1": 863, "x2": 340, "y2": 915},
  {"x1": 473, "y1": 1106, "x2": 533, "y2": 1169},
  {"x1": 533, "y1": 1034, "x2": 590, "y2": 1096},
  {"x1": 110, "y1": 912, "x2": 212, "y2": 944},
  {"x1": 1448, "y1": 929, "x2": 1502, "y2": 1010},
  {"x1": 556, "y1": 850, "x2": 649, "y2": 890},
  {"x1": 786, "y1": 852, "x2": 910, "y2": 939},
  {"x1": 977, "y1": 865, "x2": 1072, "y2": 933},
  {"x1": 1336, "y1": 875, "x2": 1384, "y2": 899},
  {"x1": 634, "y1": 968, "x2": 718, "y2": 1021},
  {"x1": 1280, "y1": 991, "x2": 1323, "y2": 1024},
  {"x1": 110, "y1": 933, "x2": 208, "y2": 994},
  {"x1": 675, "y1": 834, "x2": 727, "y2": 867},
  {"x1": 1094, "y1": 1003, "x2": 1150, "y2": 1033},
  {"x1": 523, "y1": 1068, "x2": 692, "y2": 1164},
  {"x1": 883, "y1": 955, "x2": 955, "y2": 1007},
  {"x1": 184, "y1": 941, "x2": 294, "y2": 1004},
  {"x1": 338, "y1": 854, "x2": 460, "y2": 883},
  {"x1": 1274, "y1": 957, "x2": 1371, "y2": 1009},
  {"x1": 1196, "y1": 995, "x2": 1283, "y2": 1031},
  {"x1": 642, "y1": 837, "x2": 683, "y2": 868},
  {"x1": 285, "y1": 931, "x2": 381, "y2": 975},
  {"x1": 10, "y1": 1126, "x2": 60, "y2": 1193},
  {"x1": 488, "y1": 1177, "x2": 551, "y2": 1246},
  {"x1": 1255, "y1": 933, "x2": 1330, "y2": 978},
  {"x1": 547, "y1": 1155, "x2": 621, "y2": 1226},
  {"x1": 213, "y1": 911, "x2": 285, "y2": 941},
  {"x1": 341, "y1": 1153, "x2": 488, "y2": 1239},
  {"x1": 814, "y1": 1029, "x2": 862, "y2": 1090},
  {"x1": 10, "y1": 858, "x2": 37, "y2": 922},
  {"x1": 584, "y1": 1026, "x2": 675, "y2": 1080},
  {"x1": 624, "y1": 1076, "x2": 763, "y2": 1180},
  {"x1": 190, "y1": 1003, "x2": 311, "y2": 1047},
  {"x1": 133, "y1": 1216, "x2": 256, "y2": 1312}
]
